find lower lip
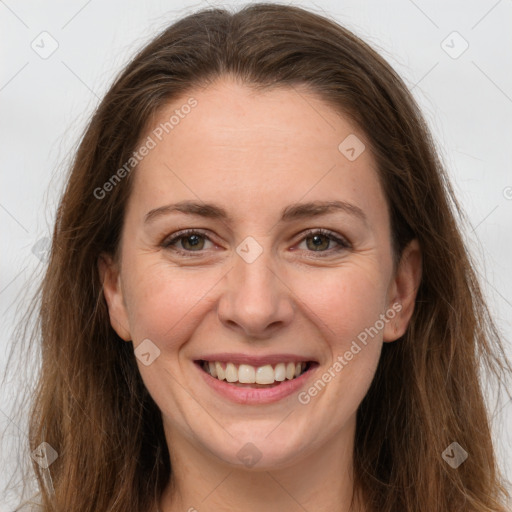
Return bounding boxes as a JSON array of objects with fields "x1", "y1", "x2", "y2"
[{"x1": 194, "y1": 361, "x2": 318, "y2": 405}]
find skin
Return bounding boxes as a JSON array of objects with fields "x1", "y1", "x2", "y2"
[{"x1": 99, "y1": 77, "x2": 422, "y2": 512}]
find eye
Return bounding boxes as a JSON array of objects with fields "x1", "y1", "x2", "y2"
[
  {"x1": 296, "y1": 229, "x2": 351, "y2": 255},
  {"x1": 161, "y1": 229, "x2": 215, "y2": 255},
  {"x1": 161, "y1": 228, "x2": 351, "y2": 258}
]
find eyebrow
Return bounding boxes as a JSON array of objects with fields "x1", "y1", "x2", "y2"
[{"x1": 144, "y1": 199, "x2": 368, "y2": 226}]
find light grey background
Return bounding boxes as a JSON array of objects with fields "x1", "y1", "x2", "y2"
[{"x1": 1, "y1": 0, "x2": 511, "y2": 508}]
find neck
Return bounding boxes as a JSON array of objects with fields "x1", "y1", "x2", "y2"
[{"x1": 159, "y1": 418, "x2": 362, "y2": 512}]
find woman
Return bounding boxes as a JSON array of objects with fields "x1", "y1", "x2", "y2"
[{"x1": 9, "y1": 3, "x2": 511, "y2": 511}]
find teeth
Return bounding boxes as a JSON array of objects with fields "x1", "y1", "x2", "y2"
[
  {"x1": 225, "y1": 362, "x2": 238, "y2": 383},
  {"x1": 274, "y1": 363, "x2": 286, "y2": 382},
  {"x1": 202, "y1": 360, "x2": 308, "y2": 384},
  {"x1": 215, "y1": 361, "x2": 225, "y2": 381},
  {"x1": 286, "y1": 362, "x2": 295, "y2": 380},
  {"x1": 256, "y1": 364, "x2": 274, "y2": 384},
  {"x1": 239, "y1": 364, "x2": 255, "y2": 383}
]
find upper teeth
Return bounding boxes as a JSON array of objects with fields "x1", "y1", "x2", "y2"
[{"x1": 203, "y1": 361, "x2": 307, "y2": 384}]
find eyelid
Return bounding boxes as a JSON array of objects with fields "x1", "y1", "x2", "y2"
[
  {"x1": 161, "y1": 227, "x2": 351, "y2": 256},
  {"x1": 161, "y1": 228, "x2": 216, "y2": 254},
  {"x1": 297, "y1": 228, "x2": 351, "y2": 249}
]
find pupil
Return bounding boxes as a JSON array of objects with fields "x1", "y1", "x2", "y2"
[
  {"x1": 183, "y1": 234, "x2": 203, "y2": 250},
  {"x1": 309, "y1": 234, "x2": 328, "y2": 250}
]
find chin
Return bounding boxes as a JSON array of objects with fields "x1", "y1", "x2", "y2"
[{"x1": 199, "y1": 426, "x2": 316, "y2": 471}]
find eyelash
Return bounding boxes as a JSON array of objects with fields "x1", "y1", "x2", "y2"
[{"x1": 161, "y1": 228, "x2": 351, "y2": 258}]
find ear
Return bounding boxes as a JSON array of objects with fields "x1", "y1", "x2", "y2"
[
  {"x1": 98, "y1": 253, "x2": 131, "y2": 341},
  {"x1": 383, "y1": 239, "x2": 422, "y2": 342}
]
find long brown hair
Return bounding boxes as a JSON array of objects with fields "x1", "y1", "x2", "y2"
[{"x1": 5, "y1": 3, "x2": 511, "y2": 511}]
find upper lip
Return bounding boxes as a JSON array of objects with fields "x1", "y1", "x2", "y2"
[{"x1": 195, "y1": 353, "x2": 317, "y2": 367}]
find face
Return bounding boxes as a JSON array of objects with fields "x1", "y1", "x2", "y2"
[{"x1": 100, "y1": 77, "x2": 421, "y2": 470}]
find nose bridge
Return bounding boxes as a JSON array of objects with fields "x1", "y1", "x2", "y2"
[
  {"x1": 235, "y1": 245, "x2": 276, "y2": 298},
  {"x1": 217, "y1": 238, "x2": 294, "y2": 336}
]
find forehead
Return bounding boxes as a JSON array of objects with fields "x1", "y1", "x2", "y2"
[{"x1": 130, "y1": 78, "x2": 387, "y2": 226}]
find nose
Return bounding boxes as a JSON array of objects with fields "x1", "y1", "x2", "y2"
[{"x1": 217, "y1": 246, "x2": 295, "y2": 339}]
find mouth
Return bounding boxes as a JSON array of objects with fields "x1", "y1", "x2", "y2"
[
  {"x1": 196, "y1": 360, "x2": 314, "y2": 387},
  {"x1": 193, "y1": 358, "x2": 319, "y2": 404}
]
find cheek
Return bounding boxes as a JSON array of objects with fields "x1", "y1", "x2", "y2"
[
  {"x1": 294, "y1": 262, "x2": 389, "y2": 345},
  {"x1": 122, "y1": 258, "x2": 222, "y2": 346},
  {"x1": 124, "y1": 254, "x2": 389, "y2": 348},
  {"x1": 294, "y1": 267, "x2": 387, "y2": 418}
]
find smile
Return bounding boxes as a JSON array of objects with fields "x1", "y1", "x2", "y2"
[
  {"x1": 194, "y1": 357, "x2": 319, "y2": 404},
  {"x1": 201, "y1": 360, "x2": 309, "y2": 386}
]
